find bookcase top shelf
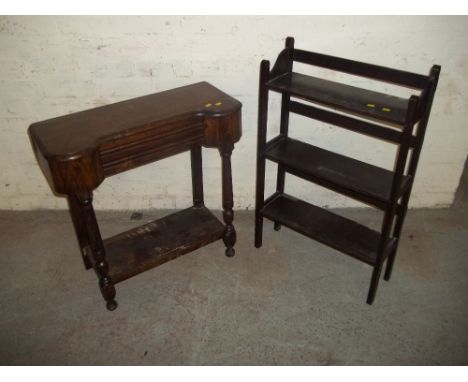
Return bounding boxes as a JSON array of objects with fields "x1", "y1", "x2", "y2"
[{"x1": 266, "y1": 72, "x2": 411, "y2": 125}]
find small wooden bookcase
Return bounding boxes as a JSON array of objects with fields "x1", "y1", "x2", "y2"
[{"x1": 255, "y1": 37, "x2": 440, "y2": 304}]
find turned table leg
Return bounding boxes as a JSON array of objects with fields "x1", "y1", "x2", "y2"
[
  {"x1": 219, "y1": 144, "x2": 236, "y2": 257},
  {"x1": 76, "y1": 191, "x2": 117, "y2": 311}
]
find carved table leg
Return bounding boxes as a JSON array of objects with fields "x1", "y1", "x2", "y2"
[
  {"x1": 76, "y1": 191, "x2": 117, "y2": 311},
  {"x1": 67, "y1": 194, "x2": 92, "y2": 270},
  {"x1": 219, "y1": 144, "x2": 236, "y2": 257}
]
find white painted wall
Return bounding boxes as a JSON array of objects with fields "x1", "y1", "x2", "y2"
[{"x1": 1, "y1": 16, "x2": 467, "y2": 210}]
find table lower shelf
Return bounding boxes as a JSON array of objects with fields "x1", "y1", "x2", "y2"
[
  {"x1": 261, "y1": 193, "x2": 396, "y2": 266},
  {"x1": 103, "y1": 206, "x2": 225, "y2": 283}
]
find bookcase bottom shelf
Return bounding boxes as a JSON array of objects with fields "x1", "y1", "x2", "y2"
[
  {"x1": 104, "y1": 206, "x2": 225, "y2": 283},
  {"x1": 261, "y1": 193, "x2": 396, "y2": 266}
]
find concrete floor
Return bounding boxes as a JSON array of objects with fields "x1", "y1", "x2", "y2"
[{"x1": 0, "y1": 201, "x2": 467, "y2": 365}]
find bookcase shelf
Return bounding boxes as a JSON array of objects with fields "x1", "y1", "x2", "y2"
[
  {"x1": 266, "y1": 72, "x2": 411, "y2": 125},
  {"x1": 264, "y1": 136, "x2": 412, "y2": 210},
  {"x1": 261, "y1": 193, "x2": 397, "y2": 266}
]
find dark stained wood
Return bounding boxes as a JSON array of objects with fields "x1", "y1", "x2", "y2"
[
  {"x1": 384, "y1": 66, "x2": 441, "y2": 282},
  {"x1": 262, "y1": 193, "x2": 397, "y2": 266},
  {"x1": 219, "y1": 144, "x2": 236, "y2": 257},
  {"x1": 264, "y1": 136, "x2": 412, "y2": 209},
  {"x1": 274, "y1": 37, "x2": 294, "y2": 232},
  {"x1": 29, "y1": 82, "x2": 241, "y2": 157},
  {"x1": 105, "y1": 206, "x2": 224, "y2": 284},
  {"x1": 191, "y1": 146, "x2": 204, "y2": 207},
  {"x1": 100, "y1": 116, "x2": 205, "y2": 177},
  {"x1": 267, "y1": 72, "x2": 410, "y2": 125},
  {"x1": 29, "y1": 81, "x2": 242, "y2": 310},
  {"x1": 289, "y1": 101, "x2": 417, "y2": 146},
  {"x1": 28, "y1": 82, "x2": 242, "y2": 194},
  {"x1": 292, "y1": 48, "x2": 430, "y2": 89},
  {"x1": 254, "y1": 60, "x2": 270, "y2": 248},
  {"x1": 256, "y1": 36, "x2": 440, "y2": 304},
  {"x1": 66, "y1": 194, "x2": 92, "y2": 270},
  {"x1": 76, "y1": 191, "x2": 117, "y2": 311},
  {"x1": 366, "y1": 95, "x2": 419, "y2": 304}
]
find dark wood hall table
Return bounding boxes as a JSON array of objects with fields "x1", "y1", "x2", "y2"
[{"x1": 29, "y1": 82, "x2": 242, "y2": 310}]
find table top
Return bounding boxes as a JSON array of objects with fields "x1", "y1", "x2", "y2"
[{"x1": 29, "y1": 81, "x2": 242, "y2": 158}]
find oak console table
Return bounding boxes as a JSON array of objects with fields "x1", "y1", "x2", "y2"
[{"x1": 29, "y1": 82, "x2": 242, "y2": 311}]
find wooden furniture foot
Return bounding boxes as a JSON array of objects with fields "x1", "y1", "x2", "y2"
[{"x1": 366, "y1": 264, "x2": 383, "y2": 305}]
